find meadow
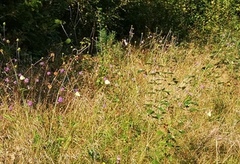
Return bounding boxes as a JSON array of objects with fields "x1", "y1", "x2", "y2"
[{"x1": 0, "y1": 33, "x2": 240, "y2": 163}]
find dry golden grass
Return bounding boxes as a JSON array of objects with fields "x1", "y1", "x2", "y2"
[{"x1": 0, "y1": 40, "x2": 240, "y2": 163}]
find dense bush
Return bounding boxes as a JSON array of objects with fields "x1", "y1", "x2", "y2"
[
  {"x1": 187, "y1": 0, "x2": 240, "y2": 43},
  {"x1": 1, "y1": 0, "x2": 240, "y2": 59},
  {"x1": 0, "y1": 0, "x2": 69, "y2": 57}
]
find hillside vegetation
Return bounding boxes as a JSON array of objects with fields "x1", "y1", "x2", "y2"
[
  {"x1": 1, "y1": 0, "x2": 240, "y2": 163},
  {"x1": 1, "y1": 32, "x2": 240, "y2": 163}
]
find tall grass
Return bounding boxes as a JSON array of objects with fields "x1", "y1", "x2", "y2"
[{"x1": 0, "y1": 32, "x2": 240, "y2": 163}]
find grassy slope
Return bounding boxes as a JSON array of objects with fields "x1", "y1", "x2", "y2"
[{"x1": 0, "y1": 41, "x2": 240, "y2": 163}]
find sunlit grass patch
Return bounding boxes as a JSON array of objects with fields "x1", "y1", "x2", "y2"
[{"x1": 1, "y1": 36, "x2": 240, "y2": 163}]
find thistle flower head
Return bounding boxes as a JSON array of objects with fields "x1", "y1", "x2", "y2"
[
  {"x1": 4, "y1": 67, "x2": 10, "y2": 72},
  {"x1": 57, "y1": 96, "x2": 64, "y2": 103},
  {"x1": 60, "y1": 68, "x2": 65, "y2": 73},
  {"x1": 4, "y1": 78, "x2": 10, "y2": 83},
  {"x1": 39, "y1": 61, "x2": 45, "y2": 66},
  {"x1": 24, "y1": 78, "x2": 29, "y2": 84},
  {"x1": 27, "y1": 100, "x2": 33, "y2": 107}
]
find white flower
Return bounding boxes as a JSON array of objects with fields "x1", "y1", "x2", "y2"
[
  {"x1": 104, "y1": 79, "x2": 110, "y2": 85},
  {"x1": 206, "y1": 110, "x2": 212, "y2": 117},
  {"x1": 20, "y1": 75, "x2": 25, "y2": 80},
  {"x1": 75, "y1": 91, "x2": 80, "y2": 97},
  {"x1": 122, "y1": 39, "x2": 128, "y2": 46}
]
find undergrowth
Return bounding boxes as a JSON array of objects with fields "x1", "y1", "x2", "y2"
[{"x1": 0, "y1": 31, "x2": 240, "y2": 163}]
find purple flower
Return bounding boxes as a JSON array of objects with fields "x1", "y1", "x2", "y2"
[
  {"x1": 78, "y1": 71, "x2": 83, "y2": 75},
  {"x1": 47, "y1": 71, "x2": 51, "y2": 76},
  {"x1": 60, "y1": 87, "x2": 65, "y2": 91},
  {"x1": 57, "y1": 96, "x2": 64, "y2": 103},
  {"x1": 4, "y1": 78, "x2": 10, "y2": 83},
  {"x1": 24, "y1": 78, "x2": 29, "y2": 84},
  {"x1": 9, "y1": 104, "x2": 13, "y2": 110},
  {"x1": 60, "y1": 68, "x2": 65, "y2": 73},
  {"x1": 4, "y1": 67, "x2": 10, "y2": 72},
  {"x1": 13, "y1": 81, "x2": 17, "y2": 84},
  {"x1": 35, "y1": 78, "x2": 39, "y2": 83},
  {"x1": 39, "y1": 61, "x2": 45, "y2": 66},
  {"x1": 27, "y1": 100, "x2": 33, "y2": 106},
  {"x1": 200, "y1": 84, "x2": 205, "y2": 89},
  {"x1": 13, "y1": 59, "x2": 17, "y2": 62}
]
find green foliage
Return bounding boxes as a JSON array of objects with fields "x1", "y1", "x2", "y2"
[
  {"x1": 187, "y1": 0, "x2": 240, "y2": 43},
  {"x1": 1, "y1": 0, "x2": 240, "y2": 62},
  {"x1": 0, "y1": 0, "x2": 69, "y2": 59},
  {"x1": 118, "y1": 0, "x2": 240, "y2": 43},
  {"x1": 24, "y1": 0, "x2": 42, "y2": 10}
]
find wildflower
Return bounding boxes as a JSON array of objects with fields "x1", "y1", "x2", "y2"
[
  {"x1": 9, "y1": 104, "x2": 13, "y2": 110},
  {"x1": 57, "y1": 96, "x2": 64, "y2": 103},
  {"x1": 75, "y1": 91, "x2": 80, "y2": 97},
  {"x1": 78, "y1": 71, "x2": 83, "y2": 75},
  {"x1": 105, "y1": 80, "x2": 110, "y2": 85},
  {"x1": 122, "y1": 39, "x2": 128, "y2": 46},
  {"x1": 104, "y1": 77, "x2": 110, "y2": 85},
  {"x1": 116, "y1": 156, "x2": 121, "y2": 164},
  {"x1": 4, "y1": 77, "x2": 9, "y2": 83},
  {"x1": 200, "y1": 84, "x2": 205, "y2": 89},
  {"x1": 47, "y1": 71, "x2": 51, "y2": 76},
  {"x1": 39, "y1": 61, "x2": 45, "y2": 66},
  {"x1": 4, "y1": 67, "x2": 10, "y2": 72},
  {"x1": 60, "y1": 87, "x2": 65, "y2": 91},
  {"x1": 206, "y1": 110, "x2": 212, "y2": 117},
  {"x1": 60, "y1": 68, "x2": 65, "y2": 73},
  {"x1": 24, "y1": 78, "x2": 29, "y2": 84},
  {"x1": 13, "y1": 81, "x2": 17, "y2": 84},
  {"x1": 27, "y1": 100, "x2": 33, "y2": 107},
  {"x1": 20, "y1": 75, "x2": 25, "y2": 80},
  {"x1": 35, "y1": 78, "x2": 39, "y2": 83}
]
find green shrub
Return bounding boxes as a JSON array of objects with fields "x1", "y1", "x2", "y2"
[{"x1": 1, "y1": 0, "x2": 240, "y2": 61}]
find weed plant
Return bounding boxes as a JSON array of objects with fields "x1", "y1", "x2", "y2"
[{"x1": 0, "y1": 30, "x2": 240, "y2": 163}]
